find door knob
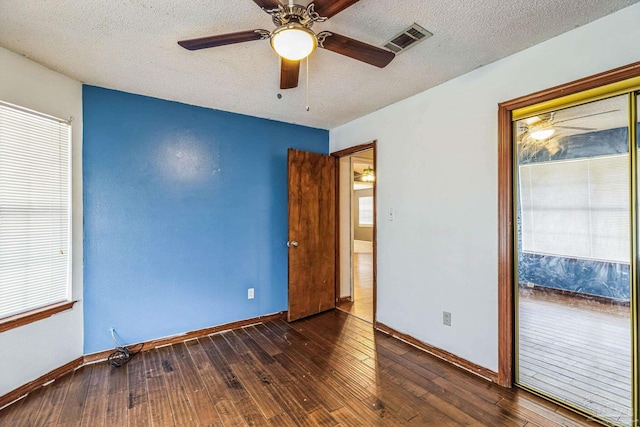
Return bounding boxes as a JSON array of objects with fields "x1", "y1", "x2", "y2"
[{"x1": 287, "y1": 241, "x2": 299, "y2": 248}]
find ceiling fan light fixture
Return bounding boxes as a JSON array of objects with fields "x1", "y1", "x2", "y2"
[
  {"x1": 530, "y1": 128, "x2": 555, "y2": 140},
  {"x1": 524, "y1": 116, "x2": 541, "y2": 125},
  {"x1": 270, "y1": 24, "x2": 317, "y2": 61},
  {"x1": 361, "y1": 166, "x2": 375, "y2": 182}
]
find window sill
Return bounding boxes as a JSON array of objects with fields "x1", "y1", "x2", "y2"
[{"x1": 0, "y1": 301, "x2": 77, "y2": 333}]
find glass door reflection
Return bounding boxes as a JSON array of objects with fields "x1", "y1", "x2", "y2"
[{"x1": 515, "y1": 94, "x2": 632, "y2": 425}]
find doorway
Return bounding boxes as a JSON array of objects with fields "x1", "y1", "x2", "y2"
[{"x1": 333, "y1": 143, "x2": 376, "y2": 324}]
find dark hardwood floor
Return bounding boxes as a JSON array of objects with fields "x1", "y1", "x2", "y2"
[{"x1": 0, "y1": 310, "x2": 602, "y2": 426}]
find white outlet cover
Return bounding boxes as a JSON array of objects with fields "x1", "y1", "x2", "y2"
[
  {"x1": 248, "y1": 288, "x2": 254, "y2": 299},
  {"x1": 443, "y1": 311, "x2": 452, "y2": 326}
]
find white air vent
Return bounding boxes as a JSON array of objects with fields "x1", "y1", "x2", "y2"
[{"x1": 384, "y1": 23, "x2": 432, "y2": 54}]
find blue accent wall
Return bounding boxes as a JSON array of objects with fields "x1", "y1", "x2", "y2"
[
  {"x1": 518, "y1": 252, "x2": 630, "y2": 301},
  {"x1": 82, "y1": 86, "x2": 328, "y2": 353},
  {"x1": 519, "y1": 127, "x2": 628, "y2": 164}
]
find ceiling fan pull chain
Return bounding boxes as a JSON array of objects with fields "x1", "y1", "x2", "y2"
[{"x1": 306, "y1": 56, "x2": 310, "y2": 112}]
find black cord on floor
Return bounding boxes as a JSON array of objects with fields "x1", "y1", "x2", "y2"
[
  {"x1": 108, "y1": 343, "x2": 144, "y2": 368},
  {"x1": 108, "y1": 328, "x2": 144, "y2": 368}
]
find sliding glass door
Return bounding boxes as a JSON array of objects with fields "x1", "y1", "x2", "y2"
[{"x1": 514, "y1": 93, "x2": 636, "y2": 426}]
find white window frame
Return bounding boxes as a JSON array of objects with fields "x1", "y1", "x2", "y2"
[{"x1": 0, "y1": 100, "x2": 73, "y2": 321}]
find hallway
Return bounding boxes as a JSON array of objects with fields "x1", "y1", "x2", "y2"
[{"x1": 337, "y1": 252, "x2": 373, "y2": 323}]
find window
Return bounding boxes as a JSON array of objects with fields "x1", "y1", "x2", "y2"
[
  {"x1": 358, "y1": 196, "x2": 373, "y2": 226},
  {"x1": 519, "y1": 154, "x2": 629, "y2": 263},
  {"x1": 0, "y1": 101, "x2": 71, "y2": 320}
]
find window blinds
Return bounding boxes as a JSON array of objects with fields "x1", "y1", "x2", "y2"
[
  {"x1": 519, "y1": 154, "x2": 629, "y2": 263},
  {"x1": 0, "y1": 101, "x2": 71, "y2": 319}
]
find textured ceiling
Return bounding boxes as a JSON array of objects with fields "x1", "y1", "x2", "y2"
[{"x1": 0, "y1": 0, "x2": 637, "y2": 129}]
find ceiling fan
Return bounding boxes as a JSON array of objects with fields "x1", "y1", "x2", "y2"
[
  {"x1": 517, "y1": 109, "x2": 620, "y2": 157},
  {"x1": 177, "y1": 0, "x2": 396, "y2": 90},
  {"x1": 353, "y1": 165, "x2": 375, "y2": 182},
  {"x1": 518, "y1": 110, "x2": 620, "y2": 141}
]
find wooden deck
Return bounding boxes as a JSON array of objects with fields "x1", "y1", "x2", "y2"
[
  {"x1": 518, "y1": 289, "x2": 632, "y2": 425},
  {"x1": 0, "y1": 309, "x2": 603, "y2": 426}
]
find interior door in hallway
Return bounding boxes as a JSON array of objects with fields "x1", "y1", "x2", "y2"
[{"x1": 287, "y1": 149, "x2": 336, "y2": 322}]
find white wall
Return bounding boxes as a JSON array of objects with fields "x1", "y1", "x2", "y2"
[
  {"x1": 0, "y1": 47, "x2": 83, "y2": 397},
  {"x1": 330, "y1": 3, "x2": 640, "y2": 372}
]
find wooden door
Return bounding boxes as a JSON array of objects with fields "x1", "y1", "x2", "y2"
[{"x1": 287, "y1": 149, "x2": 336, "y2": 322}]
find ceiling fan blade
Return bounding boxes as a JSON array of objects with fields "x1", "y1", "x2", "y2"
[
  {"x1": 309, "y1": 0, "x2": 359, "y2": 19},
  {"x1": 553, "y1": 109, "x2": 620, "y2": 125},
  {"x1": 251, "y1": 0, "x2": 282, "y2": 11},
  {"x1": 280, "y1": 58, "x2": 300, "y2": 89},
  {"x1": 178, "y1": 30, "x2": 270, "y2": 50},
  {"x1": 318, "y1": 32, "x2": 395, "y2": 68},
  {"x1": 556, "y1": 125, "x2": 597, "y2": 131}
]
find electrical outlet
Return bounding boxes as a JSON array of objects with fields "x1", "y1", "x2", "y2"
[
  {"x1": 388, "y1": 208, "x2": 395, "y2": 221},
  {"x1": 443, "y1": 311, "x2": 451, "y2": 326},
  {"x1": 248, "y1": 288, "x2": 254, "y2": 299}
]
